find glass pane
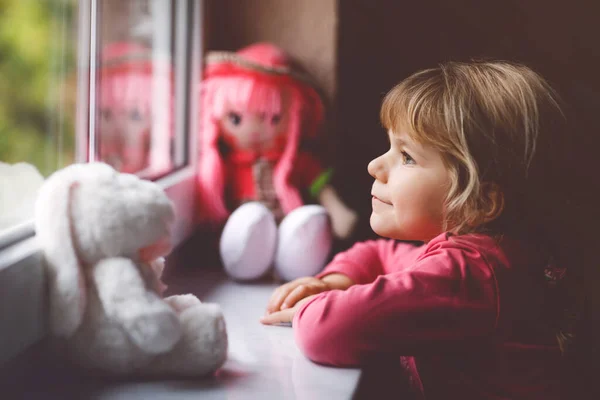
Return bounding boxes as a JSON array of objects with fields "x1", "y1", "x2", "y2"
[
  {"x1": 95, "y1": 0, "x2": 177, "y2": 179},
  {"x1": 0, "y1": 0, "x2": 78, "y2": 233}
]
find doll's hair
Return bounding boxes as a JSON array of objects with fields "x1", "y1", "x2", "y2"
[
  {"x1": 380, "y1": 61, "x2": 565, "y2": 236},
  {"x1": 98, "y1": 42, "x2": 173, "y2": 175},
  {"x1": 99, "y1": 42, "x2": 156, "y2": 116},
  {"x1": 197, "y1": 43, "x2": 324, "y2": 223}
]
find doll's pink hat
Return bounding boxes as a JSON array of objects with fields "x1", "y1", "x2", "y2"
[
  {"x1": 101, "y1": 42, "x2": 150, "y2": 64},
  {"x1": 100, "y1": 41, "x2": 171, "y2": 75},
  {"x1": 204, "y1": 42, "x2": 323, "y2": 95}
]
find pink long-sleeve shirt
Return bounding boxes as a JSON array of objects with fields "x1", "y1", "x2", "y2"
[{"x1": 293, "y1": 232, "x2": 562, "y2": 399}]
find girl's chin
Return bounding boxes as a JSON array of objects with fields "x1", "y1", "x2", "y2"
[
  {"x1": 369, "y1": 214, "x2": 416, "y2": 241},
  {"x1": 369, "y1": 213, "x2": 392, "y2": 237}
]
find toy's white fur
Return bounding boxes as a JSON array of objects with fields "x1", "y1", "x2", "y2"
[{"x1": 35, "y1": 163, "x2": 227, "y2": 377}]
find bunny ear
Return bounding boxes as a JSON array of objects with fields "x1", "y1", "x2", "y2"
[{"x1": 35, "y1": 171, "x2": 86, "y2": 337}]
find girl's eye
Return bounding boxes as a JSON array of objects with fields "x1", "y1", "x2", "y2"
[
  {"x1": 271, "y1": 114, "x2": 282, "y2": 125},
  {"x1": 227, "y1": 112, "x2": 242, "y2": 126},
  {"x1": 401, "y1": 151, "x2": 416, "y2": 165}
]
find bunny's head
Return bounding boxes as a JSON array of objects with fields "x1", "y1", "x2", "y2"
[{"x1": 35, "y1": 162, "x2": 175, "y2": 337}]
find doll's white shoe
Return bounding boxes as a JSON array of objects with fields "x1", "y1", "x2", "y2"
[
  {"x1": 274, "y1": 205, "x2": 332, "y2": 282},
  {"x1": 219, "y1": 201, "x2": 277, "y2": 281}
]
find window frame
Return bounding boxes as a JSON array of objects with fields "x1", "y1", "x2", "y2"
[{"x1": 0, "y1": 0, "x2": 203, "y2": 366}]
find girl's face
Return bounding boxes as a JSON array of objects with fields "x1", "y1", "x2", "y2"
[
  {"x1": 368, "y1": 130, "x2": 451, "y2": 242},
  {"x1": 219, "y1": 92, "x2": 291, "y2": 152}
]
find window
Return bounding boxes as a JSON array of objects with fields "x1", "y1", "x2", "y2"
[
  {"x1": 0, "y1": 0, "x2": 78, "y2": 235},
  {"x1": 1, "y1": 0, "x2": 199, "y2": 246},
  {"x1": 93, "y1": 0, "x2": 188, "y2": 179},
  {"x1": 0, "y1": 0, "x2": 202, "y2": 365}
]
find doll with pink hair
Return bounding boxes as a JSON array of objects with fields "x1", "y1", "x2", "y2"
[
  {"x1": 98, "y1": 41, "x2": 172, "y2": 177},
  {"x1": 197, "y1": 43, "x2": 358, "y2": 282}
]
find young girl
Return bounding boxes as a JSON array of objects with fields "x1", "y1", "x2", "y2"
[
  {"x1": 197, "y1": 43, "x2": 357, "y2": 282},
  {"x1": 261, "y1": 61, "x2": 569, "y2": 399}
]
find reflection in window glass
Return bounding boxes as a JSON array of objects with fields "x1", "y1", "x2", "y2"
[
  {"x1": 0, "y1": 0, "x2": 78, "y2": 232},
  {"x1": 96, "y1": 0, "x2": 176, "y2": 179}
]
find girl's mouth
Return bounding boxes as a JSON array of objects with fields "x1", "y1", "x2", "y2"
[{"x1": 372, "y1": 195, "x2": 392, "y2": 205}]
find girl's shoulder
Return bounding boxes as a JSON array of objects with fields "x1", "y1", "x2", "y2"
[
  {"x1": 423, "y1": 231, "x2": 501, "y2": 252},
  {"x1": 421, "y1": 232, "x2": 546, "y2": 273}
]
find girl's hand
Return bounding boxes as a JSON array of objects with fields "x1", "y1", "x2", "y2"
[
  {"x1": 260, "y1": 295, "x2": 316, "y2": 325},
  {"x1": 265, "y1": 277, "x2": 332, "y2": 315}
]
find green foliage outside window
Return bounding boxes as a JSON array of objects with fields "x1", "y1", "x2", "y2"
[{"x1": 0, "y1": 0, "x2": 77, "y2": 177}]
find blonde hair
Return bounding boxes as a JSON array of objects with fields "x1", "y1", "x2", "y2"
[{"x1": 381, "y1": 61, "x2": 564, "y2": 235}]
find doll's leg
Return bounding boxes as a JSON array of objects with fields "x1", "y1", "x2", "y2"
[
  {"x1": 144, "y1": 303, "x2": 228, "y2": 377},
  {"x1": 274, "y1": 205, "x2": 333, "y2": 282},
  {"x1": 219, "y1": 201, "x2": 277, "y2": 281}
]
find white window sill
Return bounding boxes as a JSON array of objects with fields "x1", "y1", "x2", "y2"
[
  {"x1": 0, "y1": 220, "x2": 37, "y2": 251},
  {"x1": 0, "y1": 235, "x2": 46, "y2": 366},
  {"x1": 1, "y1": 265, "x2": 363, "y2": 399}
]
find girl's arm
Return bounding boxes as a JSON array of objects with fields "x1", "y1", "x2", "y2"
[
  {"x1": 316, "y1": 239, "x2": 421, "y2": 285},
  {"x1": 262, "y1": 239, "x2": 423, "y2": 323},
  {"x1": 320, "y1": 272, "x2": 354, "y2": 290},
  {"x1": 293, "y1": 240, "x2": 499, "y2": 367}
]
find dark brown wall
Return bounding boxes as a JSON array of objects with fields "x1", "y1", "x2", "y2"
[
  {"x1": 334, "y1": 0, "x2": 597, "y2": 389},
  {"x1": 205, "y1": 0, "x2": 337, "y2": 102},
  {"x1": 335, "y1": 0, "x2": 598, "y2": 231}
]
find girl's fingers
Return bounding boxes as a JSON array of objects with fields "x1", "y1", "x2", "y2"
[
  {"x1": 281, "y1": 285, "x2": 309, "y2": 310},
  {"x1": 267, "y1": 283, "x2": 296, "y2": 313},
  {"x1": 266, "y1": 287, "x2": 282, "y2": 313},
  {"x1": 266, "y1": 278, "x2": 321, "y2": 314},
  {"x1": 260, "y1": 295, "x2": 317, "y2": 326},
  {"x1": 259, "y1": 308, "x2": 295, "y2": 325},
  {"x1": 266, "y1": 278, "x2": 310, "y2": 313}
]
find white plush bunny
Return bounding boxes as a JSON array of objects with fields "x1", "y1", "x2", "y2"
[{"x1": 35, "y1": 162, "x2": 227, "y2": 377}]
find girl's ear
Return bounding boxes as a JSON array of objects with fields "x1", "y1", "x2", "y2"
[{"x1": 481, "y1": 182, "x2": 505, "y2": 223}]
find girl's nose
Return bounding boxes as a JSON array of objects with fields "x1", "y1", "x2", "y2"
[{"x1": 367, "y1": 155, "x2": 387, "y2": 183}]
